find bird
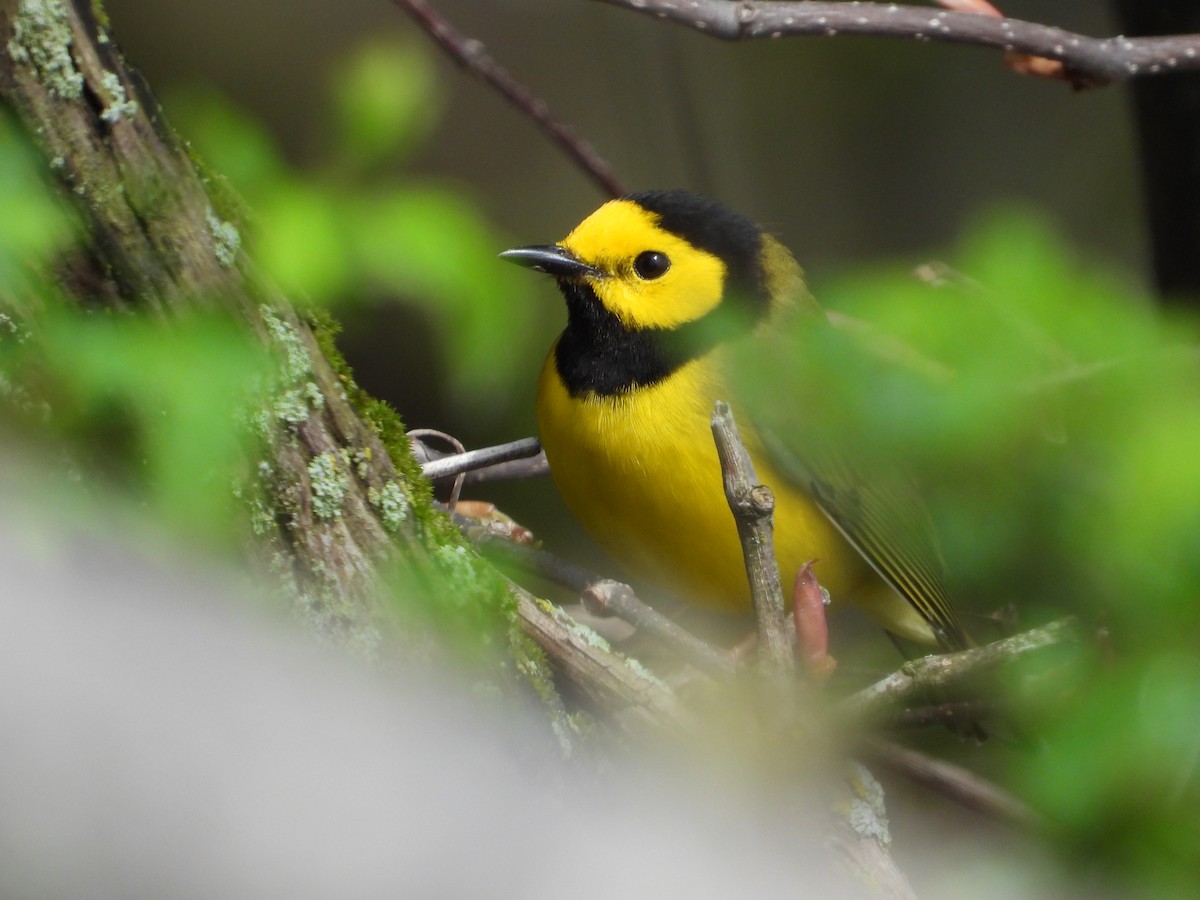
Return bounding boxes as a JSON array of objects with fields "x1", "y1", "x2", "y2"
[{"x1": 500, "y1": 189, "x2": 970, "y2": 652}]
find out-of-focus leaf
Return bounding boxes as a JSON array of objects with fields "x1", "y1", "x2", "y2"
[
  {"x1": 23, "y1": 311, "x2": 269, "y2": 545},
  {"x1": 331, "y1": 39, "x2": 441, "y2": 169},
  {"x1": 166, "y1": 86, "x2": 285, "y2": 199},
  {"x1": 257, "y1": 183, "x2": 352, "y2": 302}
]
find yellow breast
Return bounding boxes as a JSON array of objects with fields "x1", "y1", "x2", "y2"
[{"x1": 536, "y1": 344, "x2": 866, "y2": 614}]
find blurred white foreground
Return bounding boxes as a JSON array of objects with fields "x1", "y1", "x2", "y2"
[{"x1": 0, "y1": 471, "x2": 1070, "y2": 899}]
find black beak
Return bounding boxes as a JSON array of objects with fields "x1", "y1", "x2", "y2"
[{"x1": 498, "y1": 244, "x2": 602, "y2": 280}]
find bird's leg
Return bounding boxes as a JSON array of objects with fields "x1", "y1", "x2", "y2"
[
  {"x1": 726, "y1": 563, "x2": 837, "y2": 679},
  {"x1": 793, "y1": 562, "x2": 837, "y2": 681}
]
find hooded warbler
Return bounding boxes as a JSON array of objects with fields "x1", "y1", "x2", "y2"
[{"x1": 501, "y1": 189, "x2": 969, "y2": 651}]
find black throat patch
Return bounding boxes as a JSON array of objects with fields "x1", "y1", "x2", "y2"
[{"x1": 554, "y1": 281, "x2": 737, "y2": 397}]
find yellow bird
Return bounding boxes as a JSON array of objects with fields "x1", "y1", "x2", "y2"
[{"x1": 501, "y1": 190, "x2": 969, "y2": 651}]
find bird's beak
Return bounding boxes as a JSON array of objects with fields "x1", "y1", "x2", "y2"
[{"x1": 498, "y1": 244, "x2": 602, "y2": 280}]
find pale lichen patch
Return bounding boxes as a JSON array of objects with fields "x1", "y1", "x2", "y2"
[
  {"x1": 258, "y1": 307, "x2": 326, "y2": 428},
  {"x1": 263, "y1": 307, "x2": 311, "y2": 382},
  {"x1": 434, "y1": 544, "x2": 483, "y2": 592},
  {"x1": 841, "y1": 763, "x2": 891, "y2": 844},
  {"x1": 205, "y1": 207, "x2": 241, "y2": 268},
  {"x1": 368, "y1": 480, "x2": 409, "y2": 533},
  {"x1": 7, "y1": 0, "x2": 84, "y2": 101},
  {"x1": 98, "y1": 70, "x2": 138, "y2": 123},
  {"x1": 308, "y1": 450, "x2": 350, "y2": 520}
]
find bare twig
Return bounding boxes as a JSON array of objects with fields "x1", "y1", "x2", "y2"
[
  {"x1": 842, "y1": 617, "x2": 1079, "y2": 722},
  {"x1": 711, "y1": 401, "x2": 794, "y2": 674},
  {"x1": 391, "y1": 0, "x2": 626, "y2": 196},
  {"x1": 593, "y1": 0, "x2": 1200, "y2": 88},
  {"x1": 472, "y1": 528, "x2": 736, "y2": 679},
  {"x1": 418, "y1": 436, "x2": 542, "y2": 481},
  {"x1": 862, "y1": 738, "x2": 1041, "y2": 829}
]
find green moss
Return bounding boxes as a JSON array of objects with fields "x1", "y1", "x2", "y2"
[
  {"x1": 191, "y1": 157, "x2": 252, "y2": 237},
  {"x1": 89, "y1": 0, "x2": 110, "y2": 30},
  {"x1": 8, "y1": 0, "x2": 84, "y2": 101}
]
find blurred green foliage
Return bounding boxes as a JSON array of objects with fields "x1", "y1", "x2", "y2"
[
  {"x1": 168, "y1": 37, "x2": 540, "y2": 418},
  {"x1": 739, "y1": 207, "x2": 1200, "y2": 895},
  {"x1": 26, "y1": 312, "x2": 268, "y2": 539}
]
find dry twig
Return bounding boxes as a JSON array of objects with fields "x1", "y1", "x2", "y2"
[
  {"x1": 841, "y1": 617, "x2": 1079, "y2": 723},
  {"x1": 439, "y1": 428, "x2": 1071, "y2": 832},
  {"x1": 711, "y1": 401, "x2": 795, "y2": 674}
]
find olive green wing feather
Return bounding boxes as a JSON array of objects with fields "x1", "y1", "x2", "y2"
[{"x1": 761, "y1": 430, "x2": 971, "y2": 651}]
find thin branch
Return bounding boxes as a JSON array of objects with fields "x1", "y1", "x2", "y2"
[
  {"x1": 862, "y1": 738, "x2": 1041, "y2": 829},
  {"x1": 711, "y1": 401, "x2": 794, "y2": 674},
  {"x1": 841, "y1": 617, "x2": 1079, "y2": 723},
  {"x1": 592, "y1": 0, "x2": 1200, "y2": 88},
  {"x1": 390, "y1": 0, "x2": 626, "y2": 196},
  {"x1": 508, "y1": 578, "x2": 696, "y2": 735},
  {"x1": 887, "y1": 700, "x2": 994, "y2": 731},
  {"x1": 463, "y1": 452, "x2": 551, "y2": 485}
]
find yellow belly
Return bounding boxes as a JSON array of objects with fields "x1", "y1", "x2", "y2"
[
  {"x1": 537, "y1": 348, "x2": 867, "y2": 614},
  {"x1": 537, "y1": 346, "x2": 940, "y2": 645}
]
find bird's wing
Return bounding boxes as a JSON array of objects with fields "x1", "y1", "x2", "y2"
[{"x1": 761, "y1": 430, "x2": 971, "y2": 651}]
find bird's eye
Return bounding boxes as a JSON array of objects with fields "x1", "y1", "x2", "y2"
[{"x1": 633, "y1": 251, "x2": 670, "y2": 280}]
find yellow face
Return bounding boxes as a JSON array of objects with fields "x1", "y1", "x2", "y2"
[{"x1": 559, "y1": 199, "x2": 729, "y2": 330}]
